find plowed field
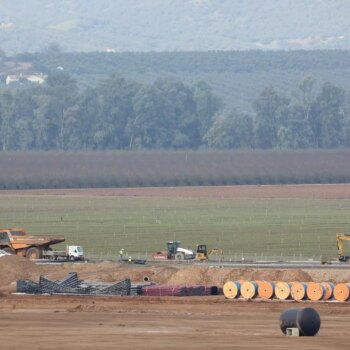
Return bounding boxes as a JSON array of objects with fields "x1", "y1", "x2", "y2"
[{"x1": 4, "y1": 183, "x2": 350, "y2": 198}]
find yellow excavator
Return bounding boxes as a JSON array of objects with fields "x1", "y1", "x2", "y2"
[
  {"x1": 195, "y1": 244, "x2": 224, "y2": 262},
  {"x1": 336, "y1": 233, "x2": 350, "y2": 261}
]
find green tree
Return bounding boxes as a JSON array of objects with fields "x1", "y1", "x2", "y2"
[
  {"x1": 253, "y1": 87, "x2": 289, "y2": 148},
  {"x1": 310, "y1": 82, "x2": 346, "y2": 148},
  {"x1": 45, "y1": 71, "x2": 78, "y2": 150},
  {"x1": 130, "y1": 79, "x2": 198, "y2": 149},
  {"x1": 192, "y1": 81, "x2": 223, "y2": 139},
  {"x1": 94, "y1": 76, "x2": 141, "y2": 149},
  {"x1": 204, "y1": 110, "x2": 254, "y2": 149},
  {"x1": 11, "y1": 88, "x2": 38, "y2": 150},
  {"x1": 276, "y1": 104, "x2": 314, "y2": 149},
  {"x1": 66, "y1": 88, "x2": 100, "y2": 150},
  {"x1": 32, "y1": 94, "x2": 53, "y2": 150},
  {"x1": 0, "y1": 89, "x2": 14, "y2": 151}
]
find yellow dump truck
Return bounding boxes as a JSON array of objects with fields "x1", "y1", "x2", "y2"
[{"x1": 0, "y1": 228, "x2": 65, "y2": 260}]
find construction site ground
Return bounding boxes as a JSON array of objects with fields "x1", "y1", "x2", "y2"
[
  {"x1": 2, "y1": 184, "x2": 350, "y2": 349},
  {"x1": 1, "y1": 255, "x2": 350, "y2": 349}
]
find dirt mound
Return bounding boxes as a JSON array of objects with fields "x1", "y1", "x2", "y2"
[
  {"x1": 307, "y1": 268, "x2": 350, "y2": 284},
  {"x1": 0, "y1": 255, "x2": 43, "y2": 290},
  {"x1": 251, "y1": 269, "x2": 312, "y2": 282},
  {"x1": 0, "y1": 256, "x2": 337, "y2": 296}
]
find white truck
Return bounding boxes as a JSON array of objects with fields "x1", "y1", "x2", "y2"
[{"x1": 43, "y1": 245, "x2": 84, "y2": 261}]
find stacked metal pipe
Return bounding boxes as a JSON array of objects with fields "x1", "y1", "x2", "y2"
[{"x1": 141, "y1": 285, "x2": 221, "y2": 297}]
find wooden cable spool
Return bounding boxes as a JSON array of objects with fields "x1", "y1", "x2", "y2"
[
  {"x1": 240, "y1": 281, "x2": 258, "y2": 299},
  {"x1": 321, "y1": 282, "x2": 334, "y2": 300},
  {"x1": 306, "y1": 282, "x2": 325, "y2": 301},
  {"x1": 223, "y1": 281, "x2": 240, "y2": 299},
  {"x1": 291, "y1": 282, "x2": 307, "y2": 301},
  {"x1": 255, "y1": 280, "x2": 263, "y2": 295},
  {"x1": 275, "y1": 282, "x2": 291, "y2": 300},
  {"x1": 334, "y1": 283, "x2": 350, "y2": 301},
  {"x1": 258, "y1": 281, "x2": 275, "y2": 299}
]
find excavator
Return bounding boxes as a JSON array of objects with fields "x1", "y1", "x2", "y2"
[
  {"x1": 336, "y1": 233, "x2": 350, "y2": 262},
  {"x1": 195, "y1": 244, "x2": 224, "y2": 262}
]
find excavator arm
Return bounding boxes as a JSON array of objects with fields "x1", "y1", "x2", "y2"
[
  {"x1": 336, "y1": 234, "x2": 350, "y2": 261},
  {"x1": 208, "y1": 249, "x2": 224, "y2": 259}
]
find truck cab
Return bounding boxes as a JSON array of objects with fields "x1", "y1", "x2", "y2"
[{"x1": 67, "y1": 245, "x2": 84, "y2": 261}]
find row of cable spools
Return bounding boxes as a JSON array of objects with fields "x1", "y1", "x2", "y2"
[{"x1": 223, "y1": 280, "x2": 350, "y2": 302}]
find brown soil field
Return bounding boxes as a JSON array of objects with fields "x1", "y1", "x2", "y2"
[
  {"x1": 2, "y1": 295, "x2": 350, "y2": 350},
  {"x1": 2, "y1": 183, "x2": 350, "y2": 198},
  {"x1": 1, "y1": 255, "x2": 350, "y2": 349}
]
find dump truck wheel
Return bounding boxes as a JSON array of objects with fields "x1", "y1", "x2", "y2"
[
  {"x1": 26, "y1": 247, "x2": 42, "y2": 260},
  {"x1": 175, "y1": 252, "x2": 185, "y2": 260}
]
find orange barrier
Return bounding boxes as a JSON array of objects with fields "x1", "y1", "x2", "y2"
[
  {"x1": 307, "y1": 282, "x2": 325, "y2": 301},
  {"x1": 275, "y1": 282, "x2": 291, "y2": 300},
  {"x1": 321, "y1": 282, "x2": 334, "y2": 300},
  {"x1": 258, "y1": 281, "x2": 275, "y2": 299},
  {"x1": 291, "y1": 282, "x2": 307, "y2": 301},
  {"x1": 334, "y1": 283, "x2": 350, "y2": 301},
  {"x1": 241, "y1": 281, "x2": 258, "y2": 299},
  {"x1": 223, "y1": 281, "x2": 240, "y2": 299}
]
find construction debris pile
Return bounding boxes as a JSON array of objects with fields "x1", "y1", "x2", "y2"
[
  {"x1": 224, "y1": 280, "x2": 350, "y2": 302},
  {"x1": 16, "y1": 272, "x2": 223, "y2": 297}
]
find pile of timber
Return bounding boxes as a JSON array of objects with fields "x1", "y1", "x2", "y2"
[{"x1": 223, "y1": 280, "x2": 350, "y2": 302}]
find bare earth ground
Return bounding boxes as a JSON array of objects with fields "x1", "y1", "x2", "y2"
[
  {"x1": 3, "y1": 183, "x2": 350, "y2": 198},
  {"x1": 1, "y1": 295, "x2": 350, "y2": 350},
  {"x1": 1, "y1": 256, "x2": 350, "y2": 350},
  {"x1": 2, "y1": 184, "x2": 350, "y2": 349}
]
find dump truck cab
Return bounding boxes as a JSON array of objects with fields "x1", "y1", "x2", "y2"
[{"x1": 0, "y1": 228, "x2": 25, "y2": 251}]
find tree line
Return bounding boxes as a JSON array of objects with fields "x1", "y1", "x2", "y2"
[
  {"x1": 0, "y1": 72, "x2": 349, "y2": 151},
  {"x1": 207, "y1": 77, "x2": 350, "y2": 149},
  {"x1": 22, "y1": 50, "x2": 350, "y2": 75}
]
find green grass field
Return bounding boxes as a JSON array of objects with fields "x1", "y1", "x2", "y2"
[{"x1": 0, "y1": 194, "x2": 349, "y2": 261}]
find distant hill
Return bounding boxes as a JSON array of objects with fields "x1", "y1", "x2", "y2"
[
  {"x1": 11, "y1": 50, "x2": 350, "y2": 113},
  {"x1": 1, "y1": 0, "x2": 350, "y2": 54}
]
